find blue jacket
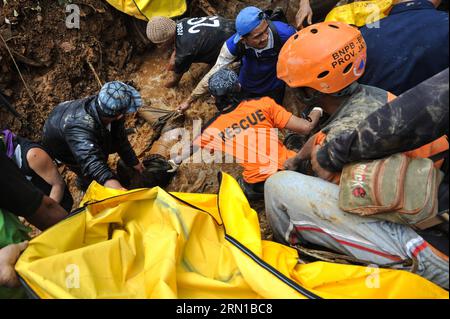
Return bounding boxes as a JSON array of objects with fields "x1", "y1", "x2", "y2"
[
  {"x1": 359, "y1": 0, "x2": 449, "y2": 95},
  {"x1": 226, "y1": 21, "x2": 296, "y2": 95}
]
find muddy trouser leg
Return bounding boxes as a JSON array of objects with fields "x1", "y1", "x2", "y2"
[
  {"x1": 267, "y1": 86, "x2": 286, "y2": 106},
  {"x1": 265, "y1": 171, "x2": 449, "y2": 289}
]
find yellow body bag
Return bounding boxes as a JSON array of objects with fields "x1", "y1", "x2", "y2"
[
  {"x1": 105, "y1": 0, "x2": 187, "y2": 20},
  {"x1": 15, "y1": 173, "x2": 448, "y2": 299},
  {"x1": 325, "y1": 0, "x2": 394, "y2": 26}
]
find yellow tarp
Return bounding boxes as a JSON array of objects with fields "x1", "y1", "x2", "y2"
[
  {"x1": 15, "y1": 173, "x2": 448, "y2": 299},
  {"x1": 325, "y1": 0, "x2": 394, "y2": 26},
  {"x1": 105, "y1": 0, "x2": 187, "y2": 20}
]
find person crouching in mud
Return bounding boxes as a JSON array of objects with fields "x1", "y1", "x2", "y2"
[{"x1": 193, "y1": 68, "x2": 323, "y2": 200}]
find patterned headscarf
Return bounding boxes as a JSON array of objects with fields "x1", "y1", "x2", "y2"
[{"x1": 208, "y1": 68, "x2": 241, "y2": 98}]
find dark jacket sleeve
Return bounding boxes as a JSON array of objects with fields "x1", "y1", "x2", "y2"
[
  {"x1": 317, "y1": 68, "x2": 449, "y2": 172},
  {"x1": 65, "y1": 124, "x2": 116, "y2": 185},
  {"x1": 113, "y1": 120, "x2": 139, "y2": 168}
]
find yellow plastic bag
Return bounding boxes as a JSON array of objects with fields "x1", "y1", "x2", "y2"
[
  {"x1": 325, "y1": 0, "x2": 394, "y2": 26},
  {"x1": 15, "y1": 173, "x2": 448, "y2": 299},
  {"x1": 105, "y1": 0, "x2": 187, "y2": 20}
]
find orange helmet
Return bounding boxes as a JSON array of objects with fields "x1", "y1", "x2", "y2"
[{"x1": 277, "y1": 22, "x2": 367, "y2": 94}]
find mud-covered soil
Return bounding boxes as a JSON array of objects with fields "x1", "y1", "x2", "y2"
[{"x1": 1, "y1": 0, "x2": 303, "y2": 240}]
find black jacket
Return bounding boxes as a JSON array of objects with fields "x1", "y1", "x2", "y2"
[{"x1": 42, "y1": 96, "x2": 139, "y2": 185}]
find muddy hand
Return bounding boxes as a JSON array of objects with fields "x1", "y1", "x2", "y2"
[
  {"x1": 0, "y1": 241, "x2": 28, "y2": 288},
  {"x1": 296, "y1": 0, "x2": 313, "y2": 29}
]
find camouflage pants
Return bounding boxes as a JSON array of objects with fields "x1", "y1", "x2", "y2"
[{"x1": 265, "y1": 171, "x2": 449, "y2": 289}]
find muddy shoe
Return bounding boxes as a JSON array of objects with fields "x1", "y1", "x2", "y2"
[{"x1": 237, "y1": 177, "x2": 265, "y2": 201}]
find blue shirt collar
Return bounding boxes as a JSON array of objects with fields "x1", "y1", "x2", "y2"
[{"x1": 391, "y1": 0, "x2": 435, "y2": 15}]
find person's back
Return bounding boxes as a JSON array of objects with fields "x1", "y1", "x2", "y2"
[
  {"x1": 199, "y1": 97, "x2": 296, "y2": 184},
  {"x1": 9, "y1": 135, "x2": 74, "y2": 212},
  {"x1": 359, "y1": 0, "x2": 449, "y2": 95},
  {"x1": 43, "y1": 96, "x2": 98, "y2": 166}
]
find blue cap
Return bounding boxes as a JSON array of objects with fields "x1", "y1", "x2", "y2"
[
  {"x1": 233, "y1": 7, "x2": 265, "y2": 44},
  {"x1": 98, "y1": 81, "x2": 142, "y2": 117}
]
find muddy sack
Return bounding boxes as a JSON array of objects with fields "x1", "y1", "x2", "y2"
[
  {"x1": 105, "y1": 0, "x2": 187, "y2": 20},
  {"x1": 339, "y1": 153, "x2": 444, "y2": 230}
]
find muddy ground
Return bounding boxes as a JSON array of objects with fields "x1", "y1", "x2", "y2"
[{"x1": 0, "y1": 0, "x2": 305, "y2": 239}]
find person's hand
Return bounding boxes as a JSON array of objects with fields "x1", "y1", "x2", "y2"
[
  {"x1": 177, "y1": 98, "x2": 193, "y2": 113},
  {"x1": 0, "y1": 241, "x2": 28, "y2": 288},
  {"x1": 104, "y1": 179, "x2": 127, "y2": 191},
  {"x1": 311, "y1": 145, "x2": 335, "y2": 182},
  {"x1": 134, "y1": 162, "x2": 145, "y2": 174},
  {"x1": 296, "y1": 0, "x2": 313, "y2": 29}
]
